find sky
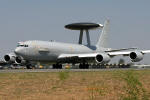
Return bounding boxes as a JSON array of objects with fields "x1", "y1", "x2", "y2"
[{"x1": 0, "y1": 0, "x2": 150, "y2": 63}]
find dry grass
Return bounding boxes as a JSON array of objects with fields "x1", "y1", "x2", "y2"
[{"x1": 0, "y1": 70, "x2": 150, "y2": 100}]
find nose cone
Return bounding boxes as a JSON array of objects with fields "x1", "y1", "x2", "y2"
[{"x1": 14, "y1": 47, "x2": 22, "y2": 55}]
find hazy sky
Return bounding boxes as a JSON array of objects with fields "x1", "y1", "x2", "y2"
[{"x1": 0, "y1": 0, "x2": 150, "y2": 63}]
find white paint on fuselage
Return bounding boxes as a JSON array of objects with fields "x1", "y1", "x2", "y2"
[{"x1": 15, "y1": 40, "x2": 97, "y2": 62}]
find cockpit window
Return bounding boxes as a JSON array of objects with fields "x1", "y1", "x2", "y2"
[
  {"x1": 24, "y1": 45, "x2": 28, "y2": 47},
  {"x1": 17, "y1": 42, "x2": 29, "y2": 47},
  {"x1": 17, "y1": 44, "x2": 28, "y2": 47}
]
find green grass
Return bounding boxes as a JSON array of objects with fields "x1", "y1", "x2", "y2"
[
  {"x1": 0, "y1": 70, "x2": 150, "y2": 100},
  {"x1": 114, "y1": 70, "x2": 150, "y2": 100},
  {"x1": 58, "y1": 71, "x2": 70, "y2": 81}
]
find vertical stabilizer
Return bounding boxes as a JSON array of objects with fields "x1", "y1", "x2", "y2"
[{"x1": 96, "y1": 19, "x2": 110, "y2": 49}]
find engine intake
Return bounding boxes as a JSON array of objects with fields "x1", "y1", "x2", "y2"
[
  {"x1": 4, "y1": 53, "x2": 16, "y2": 63},
  {"x1": 130, "y1": 51, "x2": 143, "y2": 62},
  {"x1": 95, "y1": 53, "x2": 110, "y2": 63},
  {"x1": 15, "y1": 57, "x2": 26, "y2": 64}
]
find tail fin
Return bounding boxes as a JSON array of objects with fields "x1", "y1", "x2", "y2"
[{"x1": 96, "y1": 19, "x2": 110, "y2": 49}]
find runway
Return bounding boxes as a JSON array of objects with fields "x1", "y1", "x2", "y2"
[{"x1": 0, "y1": 68, "x2": 150, "y2": 73}]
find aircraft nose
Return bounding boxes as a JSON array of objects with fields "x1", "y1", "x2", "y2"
[{"x1": 14, "y1": 48, "x2": 22, "y2": 55}]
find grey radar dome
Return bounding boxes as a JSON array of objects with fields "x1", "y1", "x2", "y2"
[
  {"x1": 65, "y1": 22, "x2": 103, "y2": 30},
  {"x1": 64, "y1": 22, "x2": 103, "y2": 46}
]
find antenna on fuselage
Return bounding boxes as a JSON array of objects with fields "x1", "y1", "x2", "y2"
[{"x1": 65, "y1": 22, "x2": 103, "y2": 46}]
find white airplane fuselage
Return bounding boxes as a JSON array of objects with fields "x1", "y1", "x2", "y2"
[{"x1": 15, "y1": 40, "x2": 96, "y2": 62}]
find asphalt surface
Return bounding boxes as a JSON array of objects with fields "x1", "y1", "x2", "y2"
[{"x1": 0, "y1": 68, "x2": 149, "y2": 73}]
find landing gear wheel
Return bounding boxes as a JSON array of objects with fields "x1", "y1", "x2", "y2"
[
  {"x1": 79, "y1": 63, "x2": 89, "y2": 69},
  {"x1": 79, "y1": 64, "x2": 82, "y2": 69},
  {"x1": 52, "y1": 64, "x2": 56, "y2": 69},
  {"x1": 57, "y1": 64, "x2": 62, "y2": 69},
  {"x1": 53, "y1": 64, "x2": 62, "y2": 69},
  {"x1": 26, "y1": 65, "x2": 32, "y2": 69},
  {"x1": 85, "y1": 64, "x2": 89, "y2": 69}
]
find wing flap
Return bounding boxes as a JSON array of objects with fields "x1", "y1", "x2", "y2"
[
  {"x1": 58, "y1": 53, "x2": 97, "y2": 63},
  {"x1": 108, "y1": 51, "x2": 131, "y2": 56},
  {"x1": 58, "y1": 53, "x2": 97, "y2": 59}
]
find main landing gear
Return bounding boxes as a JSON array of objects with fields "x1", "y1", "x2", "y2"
[
  {"x1": 26, "y1": 64, "x2": 33, "y2": 69},
  {"x1": 79, "y1": 63, "x2": 89, "y2": 69},
  {"x1": 52, "y1": 64, "x2": 62, "y2": 69},
  {"x1": 52, "y1": 63, "x2": 89, "y2": 69}
]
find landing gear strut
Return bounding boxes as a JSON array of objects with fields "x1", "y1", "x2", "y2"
[
  {"x1": 52, "y1": 64, "x2": 62, "y2": 69},
  {"x1": 79, "y1": 63, "x2": 89, "y2": 69}
]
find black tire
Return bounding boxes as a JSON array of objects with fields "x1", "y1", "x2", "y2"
[
  {"x1": 79, "y1": 63, "x2": 89, "y2": 69},
  {"x1": 85, "y1": 64, "x2": 89, "y2": 69},
  {"x1": 52, "y1": 64, "x2": 56, "y2": 69},
  {"x1": 83, "y1": 63, "x2": 86, "y2": 69},
  {"x1": 58, "y1": 64, "x2": 62, "y2": 69},
  {"x1": 56, "y1": 64, "x2": 59, "y2": 69},
  {"x1": 79, "y1": 64, "x2": 82, "y2": 69},
  {"x1": 53, "y1": 64, "x2": 62, "y2": 69},
  {"x1": 26, "y1": 65, "x2": 31, "y2": 69}
]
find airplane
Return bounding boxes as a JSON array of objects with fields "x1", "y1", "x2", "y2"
[{"x1": 3, "y1": 20, "x2": 150, "y2": 69}]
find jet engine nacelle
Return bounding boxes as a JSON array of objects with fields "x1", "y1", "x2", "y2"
[
  {"x1": 4, "y1": 53, "x2": 16, "y2": 63},
  {"x1": 15, "y1": 57, "x2": 26, "y2": 64},
  {"x1": 95, "y1": 53, "x2": 110, "y2": 63},
  {"x1": 129, "y1": 51, "x2": 143, "y2": 62}
]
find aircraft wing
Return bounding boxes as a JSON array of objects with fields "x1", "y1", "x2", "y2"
[
  {"x1": 58, "y1": 53, "x2": 97, "y2": 59},
  {"x1": 107, "y1": 50, "x2": 150, "y2": 56},
  {"x1": 141, "y1": 50, "x2": 150, "y2": 54},
  {"x1": 58, "y1": 53, "x2": 98, "y2": 63},
  {"x1": 58, "y1": 49, "x2": 150, "y2": 63},
  {"x1": 58, "y1": 50, "x2": 150, "y2": 59},
  {"x1": 105, "y1": 47, "x2": 137, "y2": 52}
]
